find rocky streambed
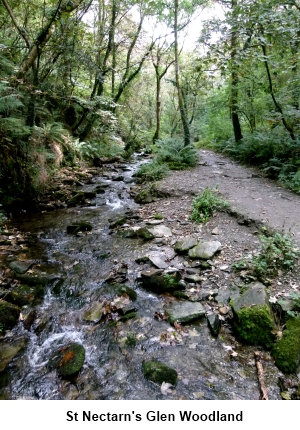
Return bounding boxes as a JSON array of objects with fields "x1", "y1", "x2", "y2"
[{"x1": 0, "y1": 152, "x2": 299, "y2": 400}]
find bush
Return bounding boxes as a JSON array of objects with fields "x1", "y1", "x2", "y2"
[
  {"x1": 155, "y1": 137, "x2": 198, "y2": 169},
  {"x1": 134, "y1": 161, "x2": 170, "y2": 183},
  {"x1": 190, "y1": 186, "x2": 229, "y2": 223}
]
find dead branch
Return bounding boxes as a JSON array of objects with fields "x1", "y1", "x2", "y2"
[{"x1": 254, "y1": 351, "x2": 269, "y2": 400}]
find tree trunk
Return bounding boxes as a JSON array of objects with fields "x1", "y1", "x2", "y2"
[
  {"x1": 174, "y1": 0, "x2": 190, "y2": 146},
  {"x1": 230, "y1": 0, "x2": 243, "y2": 142},
  {"x1": 17, "y1": 0, "x2": 83, "y2": 79}
]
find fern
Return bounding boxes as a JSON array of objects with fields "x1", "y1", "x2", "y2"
[{"x1": 155, "y1": 137, "x2": 198, "y2": 169}]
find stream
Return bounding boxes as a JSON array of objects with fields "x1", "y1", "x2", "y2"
[{"x1": 0, "y1": 156, "x2": 282, "y2": 400}]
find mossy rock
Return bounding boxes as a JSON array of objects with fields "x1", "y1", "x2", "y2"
[
  {"x1": 116, "y1": 285, "x2": 137, "y2": 301},
  {"x1": 67, "y1": 221, "x2": 93, "y2": 234},
  {"x1": 0, "y1": 285, "x2": 33, "y2": 307},
  {"x1": 232, "y1": 304, "x2": 275, "y2": 348},
  {"x1": 230, "y1": 282, "x2": 276, "y2": 348},
  {"x1": 272, "y1": 318, "x2": 300, "y2": 374},
  {"x1": 48, "y1": 343, "x2": 85, "y2": 377},
  {"x1": 142, "y1": 360, "x2": 177, "y2": 385},
  {"x1": 140, "y1": 270, "x2": 182, "y2": 293},
  {"x1": 120, "y1": 311, "x2": 137, "y2": 322},
  {"x1": 135, "y1": 189, "x2": 155, "y2": 204},
  {"x1": 67, "y1": 192, "x2": 85, "y2": 207},
  {"x1": 0, "y1": 301, "x2": 20, "y2": 332},
  {"x1": 136, "y1": 227, "x2": 155, "y2": 241}
]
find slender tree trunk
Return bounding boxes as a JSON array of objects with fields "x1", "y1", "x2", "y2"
[
  {"x1": 17, "y1": 0, "x2": 83, "y2": 79},
  {"x1": 230, "y1": 0, "x2": 243, "y2": 142},
  {"x1": 260, "y1": 39, "x2": 295, "y2": 140},
  {"x1": 174, "y1": 0, "x2": 190, "y2": 146}
]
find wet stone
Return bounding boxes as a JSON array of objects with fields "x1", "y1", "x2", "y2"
[
  {"x1": 8, "y1": 260, "x2": 35, "y2": 274},
  {"x1": 0, "y1": 338, "x2": 27, "y2": 372},
  {"x1": 139, "y1": 269, "x2": 182, "y2": 293},
  {"x1": 142, "y1": 360, "x2": 177, "y2": 386},
  {"x1": 165, "y1": 301, "x2": 205, "y2": 325},
  {"x1": 48, "y1": 343, "x2": 85, "y2": 377},
  {"x1": 0, "y1": 301, "x2": 21, "y2": 332},
  {"x1": 207, "y1": 313, "x2": 220, "y2": 337},
  {"x1": 83, "y1": 302, "x2": 105, "y2": 323}
]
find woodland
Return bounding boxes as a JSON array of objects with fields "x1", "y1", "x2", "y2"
[{"x1": 1, "y1": 0, "x2": 300, "y2": 216}]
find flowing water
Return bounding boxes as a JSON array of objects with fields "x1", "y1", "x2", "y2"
[{"x1": 0, "y1": 158, "x2": 282, "y2": 400}]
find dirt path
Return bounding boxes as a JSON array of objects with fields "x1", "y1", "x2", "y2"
[
  {"x1": 154, "y1": 149, "x2": 300, "y2": 243},
  {"x1": 135, "y1": 149, "x2": 300, "y2": 299}
]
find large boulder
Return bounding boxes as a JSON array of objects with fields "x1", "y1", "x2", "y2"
[
  {"x1": 272, "y1": 318, "x2": 300, "y2": 374},
  {"x1": 165, "y1": 301, "x2": 205, "y2": 324},
  {"x1": 142, "y1": 360, "x2": 177, "y2": 385},
  {"x1": 230, "y1": 282, "x2": 276, "y2": 348},
  {"x1": 188, "y1": 241, "x2": 221, "y2": 259}
]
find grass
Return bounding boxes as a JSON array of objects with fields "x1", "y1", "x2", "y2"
[{"x1": 190, "y1": 186, "x2": 229, "y2": 223}]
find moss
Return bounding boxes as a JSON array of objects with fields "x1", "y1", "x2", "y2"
[
  {"x1": 116, "y1": 285, "x2": 137, "y2": 301},
  {"x1": 234, "y1": 304, "x2": 275, "y2": 348},
  {"x1": 120, "y1": 311, "x2": 136, "y2": 322},
  {"x1": 48, "y1": 342, "x2": 85, "y2": 377},
  {"x1": 125, "y1": 333, "x2": 136, "y2": 347},
  {"x1": 142, "y1": 360, "x2": 177, "y2": 385},
  {"x1": 0, "y1": 301, "x2": 20, "y2": 332},
  {"x1": 272, "y1": 318, "x2": 300, "y2": 374}
]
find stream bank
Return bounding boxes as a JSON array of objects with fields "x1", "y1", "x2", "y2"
[{"x1": 0, "y1": 150, "x2": 299, "y2": 400}]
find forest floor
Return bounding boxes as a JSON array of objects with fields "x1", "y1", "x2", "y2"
[{"x1": 135, "y1": 149, "x2": 300, "y2": 299}]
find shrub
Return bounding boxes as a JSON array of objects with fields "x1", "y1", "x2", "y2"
[
  {"x1": 155, "y1": 137, "x2": 198, "y2": 169},
  {"x1": 190, "y1": 186, "x2": 229, "y2": 223},
  {"x1": 134, "y1": 161, "x2": 170, "y2": 183}
]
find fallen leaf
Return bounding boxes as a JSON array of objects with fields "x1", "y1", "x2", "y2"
[{"x1": 161, "y1": 382, "x2": 173, "y2": 395}]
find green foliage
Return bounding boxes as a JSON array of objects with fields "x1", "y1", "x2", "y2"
[
  {"x1": 0, "y1": 204, "x2": 5, "y2": 231},
  {"x1": 74, "y1": 140, "x2": 124, "y2": 161},
  {"x1": 272, "y1": 318, "x2": 300, "y2": 374},
  {"x1": 155, "y1": 137, "x2": 198, "y2": 169},
  {"x1": 211, "y1": 129, "x2": 300, "y2": 194},
  {"x1": 233, "y1": 304, "x2": 275, "y2": 349},
  {"x1": 134, "y1": 161, "x2": 170, "y2": 183},
  {"x1": 190, "y1": 186, "x2": 229, "y2": 223},
  {"x1": 233, "y1": 232, "x2": 300, "y2": 280},
  {"x1": 125, "y1": 333, "x2": 136, "y2": 347},
  {"x1": 283, "y1": 292, "x2": 300, "y2": 319}
]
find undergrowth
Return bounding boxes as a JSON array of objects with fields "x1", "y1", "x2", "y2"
[
  {"x1": 232, "y1": 231, "x2": 300, "y2": 280},
  {"x1": 135, "y1": 137, "x2": 198, "y2": 183},
  {"x1": 190, "y1": 186, "x2": 229, "y2": 223},
  {"x1": 205, "y1": 129, "x2": 300, "y2": 194},
  {"x1": 134, "y1": 161, "x2": 170, "y2": 183}
]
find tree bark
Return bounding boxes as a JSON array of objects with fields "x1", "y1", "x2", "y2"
[
  {"x1": 230, "y1": 0, "x2": 243, "y2": 142},
  {"x1": 17, "y1": 0, "x2": 83, "y2": 79},
  {"x1": 174, "y1": 0, "x2": 190, "y2": 146}
]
